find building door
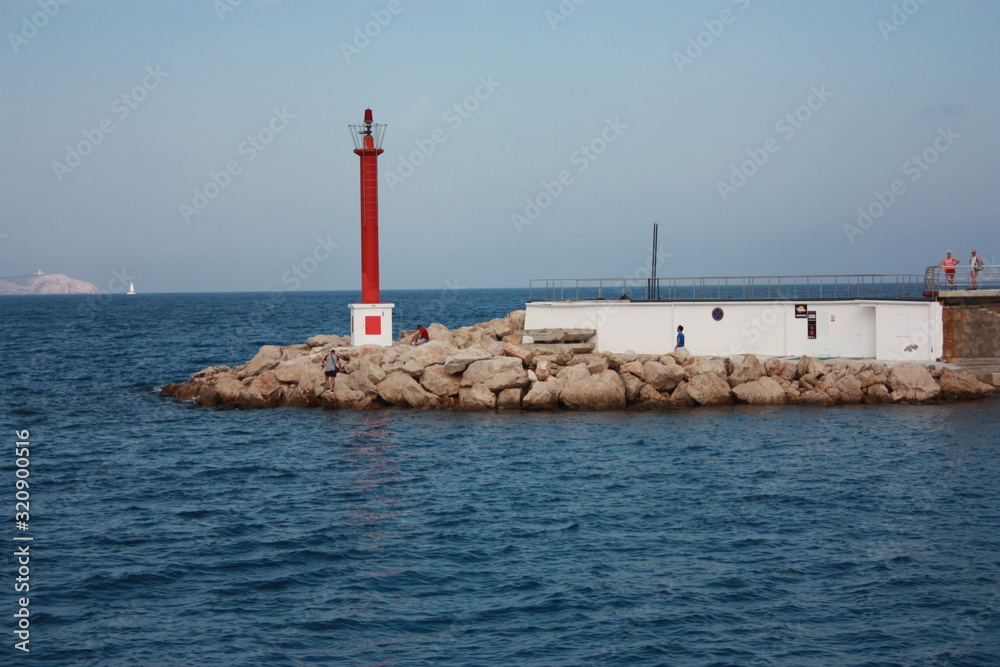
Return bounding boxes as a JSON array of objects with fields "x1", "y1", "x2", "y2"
[
  {"x1": 860, "y1": 305, "x2": 876, "y2": 358},
  {"x1": 814, "y1": 311, "x2": 833, "y2": 357}
]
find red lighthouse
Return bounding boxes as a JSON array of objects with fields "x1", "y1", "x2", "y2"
[{"x1": 348, "y1": 109, "x2": 394, "y2": 346}]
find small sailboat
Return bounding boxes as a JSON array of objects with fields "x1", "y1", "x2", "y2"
[{"x1": 127, "y1": 282, "x2": 136, "y2": 295}]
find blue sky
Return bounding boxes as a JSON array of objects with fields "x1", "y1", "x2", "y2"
[{"x1": 1, "y1": 0, "x2": 997, "y2": 293}]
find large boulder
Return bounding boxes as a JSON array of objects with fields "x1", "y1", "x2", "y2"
[
  {"x1": 796, "y1": 356, "x2": 826, "y2": 379},
  {"x1": 497, "y1": 387, "x2": 524, "y2": 410},
  {"x1": 376, "y1": 371, "x2": 439, "y2": 407},
  {"x1": 668, "y1": 348, "x2": 692, "y2": 364},
  {"x1": 764, "y1": 357, "x2": 797, "y2": 381},
  {"x1": 327, "y1": 385, "x2": 374, "y2": 409},
  {"x1": 732, "y1": 376, "x2": 787, "y2": 405},
  {"x1": 778, "y1": 378, "x2": 801, "y2": 403},
  {"x1": 799, "y1": 373, "x2": 822, "y2": 390},
  {"x1": 523, "y1": 379, "x2": 564, "y2": 410},
  {"x1": 379, "y1": 344, "x2": 407, "y2": 367},
  {"x1": 620, "y1": 372, "x2": 645, "y2": 404},
  {"x1": 564, "y1": 354, "x2": 597, "y2": 367},
  {"x1": 342, "y1": 346, "x2": 383, "y2": 373},
  {"x1": 449, "y1": 326, "x2": 473, "y2": 349},
  {"x1": 359, "y1": 358, "x2": 386, "y2": 385},
  {"x1": 397, "y1": 355, "x2": 422, "y2": 376},
  {"x1": 499, "y1": 341, "x2": 533, "y2": 366},
  {"x1": 306, "y1": 334, "x2": 349, "y2": 348},
  {"x1": 796, "y1": 390, "x2": 836, "y2": 406},
  {"x1": 825, "y1": 372, "x2": 864, "y2": 404},
  {"x1": 865, "y1": 383, "x2": 893, "y2": 404},
  {"x1": 281, "y1": 344, "x2": 311, "y2": 361},
  {"x1": 557, "y1": 364, "x2": 591, "y2": 383},
  {"x1": 475, "y1": 316, "x2": 516, "y2": 340},
  {"x1": 420, "y1": 364, "x2": 462, "y2": 397},
  {"x1": 643, "y1": 360, "x2": 685, "y2": 392},
  {"x1": 686, "y1": 373, "x2": 732, "y2": 406},
  {"x1": 671, "y1": 380, "x2": 696, "y2": 406},
  {"x1": 683, "y1": 357, "x2": 727, "y2": 380},
  {"x1": 281, "y1": 385, "x2": 316, "y2": 407},
  {"x1": 888, "y1": 364, "x2": 940, "y2": 402},
  {"x1": 483, "y1": 337, "x2": 507, "y2": 357},
  {"x1": 634, "y1": 382, "x2": 673, "y2": 408},
  {"x1": 273, "y1": 355, "x2": 324, "y2": 389},
  {"x1": 535, "y1": 350, "x2": 573, "y2": 366},
  {"x1": 560, "y1": 370, "x2": 626, "y2": 410},
  {"x1": 657, "y1": 354, "x2": 680, "y2": 367},
  {"x1": 619, "y1": 360, "x2": 645, "y2": 379},
  {"x1": 461, "y1": 357, "x2": 530, "y2": 392},
  {"x1": 241, "y1": 345, "x2": 283, "y2": 378},
  {"x1": 406, "y1": 340, "x2": 458, "y2": 368},
  {"x1": 606, "y1": 352, "x2": 638, "y2": 369},
  {"x1": 248, "y1": 371, "x2": 282, "y2": 399},
  {"x1": 586, "y1": 357, "x2": 610, "y2": 374},
  {"x1": 169, "y1": 382, "x2": 200, "y2": 401},
  {"x1": 215, "y1": 376, "x2": 251, "y2": 404},
  {"x1": 190, "y1": 365, "x2": 232, "y2": 382},
  {"x1": 855, "y1": 369, "x2": 888, "y2": 388},
  {"x1": 426, "y1": 322, "x2": 452, "y2": 342},
  {"x1": 469, "y1": 330, "x2": 499, "y2": 351},
  {"x1": 729, "y1": 354, "x2": 766, "y2": 387},
  {"x1": 342, "y1": 371, "x2": 378, "y2": 397},
  {"x1": 976, "y1": 372, "x2": 1000, "y2": 389},
  {"x1": 457, "y1": 384, "x2": 496, "y2": 410},
  {"x1": 937, "y1": 369, "x2": 994, "y2": 399},
  {"x1": 443, "y1": 346, "x2": 493, "y2": 374}
]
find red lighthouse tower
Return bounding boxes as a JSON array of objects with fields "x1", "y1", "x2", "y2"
[{"x1": 348, "y1": 109, "x2": 394, "y2": 346}]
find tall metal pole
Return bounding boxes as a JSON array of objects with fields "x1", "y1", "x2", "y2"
[{"x1": 651, "y1": 222, "x2": 659, "y2": 300}]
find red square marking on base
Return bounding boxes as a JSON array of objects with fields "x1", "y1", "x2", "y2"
[{"x1": 365, "y1": 315, "x2": 382, "y2": 335}]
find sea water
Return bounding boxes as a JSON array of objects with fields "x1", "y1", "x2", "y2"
[{"x1": 1, "y1": 290, "x2": 998, "y2": 666}]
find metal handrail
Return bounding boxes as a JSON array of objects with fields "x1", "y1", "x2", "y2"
[
  {"x1": 527, "y1": 273, "x2": 940, "y2": 302},
  {"x1": 924, "y1": 263, "x2": 999, "y2": 294}
]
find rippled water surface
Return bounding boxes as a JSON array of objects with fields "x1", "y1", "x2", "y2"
[{"x1": 2, "y1": 291, "x2": 998, "y2": 666}]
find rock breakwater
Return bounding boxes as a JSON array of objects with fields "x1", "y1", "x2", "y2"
[{"x1": 160, "y1": 310, "x2": 997, "y2": 410}]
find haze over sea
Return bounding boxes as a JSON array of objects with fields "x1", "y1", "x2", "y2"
[{"x1": 2, "y1": 289, "x2": 998, "y2": 666}]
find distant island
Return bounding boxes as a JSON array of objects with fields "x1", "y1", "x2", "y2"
[{"x1": 0, "y1": 272, "x2": 100, "y2": 295}]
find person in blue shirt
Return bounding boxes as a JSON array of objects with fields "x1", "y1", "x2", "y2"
[{"x1": 675, "y1": 325, "x2": 685, "y2": 349}]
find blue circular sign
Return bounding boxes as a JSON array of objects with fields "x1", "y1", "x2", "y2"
[{"x1": 712, "y1": 307, "x2": 724, "y2": 321}]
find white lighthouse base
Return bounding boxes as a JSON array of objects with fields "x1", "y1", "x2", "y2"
[{"x1": 349, "y1": 303, "x2": 395, "y2": 347}]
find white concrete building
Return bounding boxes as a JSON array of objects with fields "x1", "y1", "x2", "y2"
[{"x1": 524, "y1": 299, "x2": 943, "y2": 362}]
